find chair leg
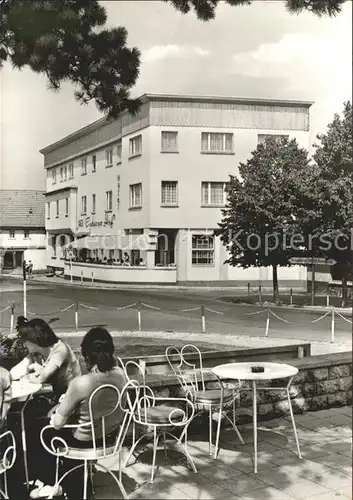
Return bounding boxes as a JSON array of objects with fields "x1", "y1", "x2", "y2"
[
  {"x1": 47, "y1": 464, "x2": 85, "y2": 500},
  {"x1": 89, "y1": 462, "x2": 95, "y2": 496},
  {"x1": 224, "y1": 402, "x2": 245, "y2": 445},
  {"x1": 95, "y1": 463, "x2": 128, "y2": 500},
  {"x1": 150, "y1": 427, "x2": 160, "y2": 484},
  {"x1": 124, "y1": 432, "x2": 151, "y2": 467},
  {"x1": 164, "y1": 431, "x2": 197, "y2": 474},
  {"x1": 208, "y1": 406, "x2": 213, "y2": 455},
  {"x1": 286, "y1": 388, "x2": 302, "y2": 459},
  {"x1": 214, "y1": 405, "x2": 223, "y2": 459},
  {"x1": 83, "y1": 460, "x2": 88, "y2": 500}
]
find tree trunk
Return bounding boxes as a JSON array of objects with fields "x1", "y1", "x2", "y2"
[
  {"x1": 341, "y1": 276, "x2": 348, "y2": 308},
  {"x1": 272, "y1": 265, "x2": 279, "y2": 303}
]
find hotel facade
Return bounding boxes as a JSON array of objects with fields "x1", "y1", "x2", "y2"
[{"x1": 41, "y1": 94, "x2": 312, "y2": 286}]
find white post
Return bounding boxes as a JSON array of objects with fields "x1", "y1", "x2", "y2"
[
  {"x1": 75, "y1": 301, "x2": 79, "y2": 331},
  {"x1": 70, "y1": 259, "x2": 73, "y2": 284},
  {"x1": 201, "y1": 305, "x2": 206, "y2": 333},
  {"x1": 259, "y1": 285, "x2": 262, "y2": 304},
  {"x1": 265, "y1": 309, "x2": 270, "y2": 337},
  {"x1": 10, "y1": 303, "x2": 14, "y2": 333},
  {"x1": 290, "y1": 288, "x2": 293, "y2": 306},
  {"x1": 331, "y1": 308, "x2": 335, "y2": 343},
  {"x1": 326, "y1": 292, "x2": 330, "y2": 307},
  {"x1": 80, "y1": 271, "x2": 83, "y2": 285},
  {"x1": 91, "y1": 272, "x2": 94, "y2": 285},
  {"x1": 137, "y1": 301, "x2": 142, "y2": 331}
]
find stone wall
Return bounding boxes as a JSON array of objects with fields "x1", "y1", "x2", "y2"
[{"x1": 144, "y1": 352, "x2": 352, "y2": 425}]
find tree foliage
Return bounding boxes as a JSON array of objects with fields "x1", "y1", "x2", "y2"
[
  {"x1": 0, "y1": 0, "x2": 141, "y2": 117},
  {"x1": 301, "y1": 101, "x2": 353, "y2": 303},
  {"x1": 0, "y1": 0, "x2": 347, "y2": 117},
  {"x1": 217, "y1": 137, "x2": 311, "y2": 300},
  {"x1": 166, "y1": 0, "x2": 346, "y2": 20}
]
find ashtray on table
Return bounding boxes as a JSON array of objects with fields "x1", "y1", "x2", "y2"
[{"x1": 251, "y1": 366, "x2": 265, "y2": 373}]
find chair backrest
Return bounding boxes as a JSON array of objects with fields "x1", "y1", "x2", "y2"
[
  {"x1": 166, "y1": 344, "x2": 206, "y2": 393},
  {"x1": 88, "y1": 383, "x2": 129, "y2": 457}
]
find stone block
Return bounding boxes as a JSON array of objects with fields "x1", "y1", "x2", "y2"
[
  {"x1": 291, "y1": 397, "x2": 306, "y2": 413},
  {"x1": 301, "y1": 383, "x2": 316, "y2": 397},
  {"x1": 306, "y1": 395, "x2": 328, "y2": 411},
  {"x1": 288, "y1": 385, "x2": 301, "y2": 399},
  {"x1": 347, "y1": 390, "x2": 352, "y2": 405},
  {"x1": 338, "y1": 377, "x2": 352, "y2": 392},
  {"x1": 205, "y1": 381, "x2": 222, "y2": 390},
  {"x1": 266, "y1": 390, "x2": 287, "y2": 403},
  {"x1": 316, "y1": 379, "x2": 341, "y2": 395},
  {"x1": 273, "y1": 399, "x2": 290, "y2": 414},
  {"x1": 153, "y1": 387, "x2": 170, "y2": 398},
  {"x1": 328, "y1": 392, "x2": 348, "y2": 407},
  {"x1": 307, "y1": 368, "x2": 329, "y2": 382},
  {"x1": 293, "y1": 370, "x2": 307, "y2": 384},
  {"x1": 329, "y1": 365, "x2": 350, "y2": 379}
]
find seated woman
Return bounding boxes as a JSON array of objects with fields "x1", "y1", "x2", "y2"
[
  {"x1": 10, "y1": 317, "x2": 82, "y2": 401},
  {"x1": 37, "y1": 328, "x2": 127, "y2": 499}
]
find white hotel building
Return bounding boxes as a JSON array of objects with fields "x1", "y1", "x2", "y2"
[{"x1": 41, "y1": 94, "x2": 312, "y2": 286}]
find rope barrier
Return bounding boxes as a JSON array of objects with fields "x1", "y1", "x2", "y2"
[
  {"x1": 0, "y1": 305, "x2": 11, "y2": 314},
  {"x1": 245, "y1": 309, "x2": 267, "y2": 316},
  {"x1": 26, "y1": 303, "x2": 75, "y2": 317},
  {"x1": 116, "y1": 303, "x2": 137, "y2": 310},
  {"x1": 269, "y1": 309, "x2": 290, "y2": 323},
  {"x1": 140, "y1": 303, "x2": 161, "y2": 310},
  {"x1": 204, "y1": 308, "x2": 223, "y2": 315},
  {"x1": 79, "y1": 303, "x2": 99, "y2": 310},
  {"x1": 179, "y1": 307, "x2": 200, "y2": 312},
  {"x1": 311, "y1": 310, "x2": 331, "y2": 323},
  {"x1": 334, "y1": 309, "x2": 352, "y2": 324}
]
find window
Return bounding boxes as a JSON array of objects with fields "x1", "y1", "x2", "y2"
[
  {"x1": 116, "y1": 140, "x2": 122, "y2": 164},
  {"x1": 81, "y1": 157, "x2": 87, "y2": 175},
  {"x1": 258, "y1": 134, "x2": 289, "y2": 145},
  {"x1": 68, "y1": 162, "x2": 74, "y2": 179},
  {"x1": 65, "y1": 198, "x2": 69, "y2": 216},
  {"x1": 192, "y1": 235, "x2": 215, "y2": 265},
  {"x1": 105, "y1": 148, "x2": 113, "y2": 167},
  {"x1": 64, "y1": 165, "x2": 67, "y2": 181},
  {"x1": 92, "y1": 194, "x2": 96, "y2": 214},
  {"x1": 52, "y1": 169, "x2": 57, "y2": 184},
  {"x1": 81, "y1": 196, "x2": 87, "y2": 215},
  {"x1": 202, "y1": 182, "x2": 228, "y2": 206},
  {"x1": 47, "y1": 202, "x2": 50, "y2": 219},
  {"x1": 161, "y1": 181, "x2": 178, "y2": 206},
  {"x1": 24, "y1": 228, "x2": 30, "y2": 239},
  {"x1": 106, "y1": 190, "x2": 113, "y2": 211},
  {"x1": 56, "y1": 200, "x2": 59, "y2": 217},
  {"x1": 92, "y1": 155, "x2": 97, "y2": 172},
  {"x1": 161, "y1": 131, "x2": 178, "y2": 153},
  {"x1": 201, "y1": 132, "x2": 234, "y2": 154},
  {"x1": 9, "y1": 229, "x2": 15, "y2": 239},
  {"x1": 129, "y1": 135, "x2": 142, "y2": 158},
  {"x1": 60, "y1": 167, "x2": 64, "y2": 182},
  {"x1": 129, "y1": 183, "x2": 142, "y2": 208}
]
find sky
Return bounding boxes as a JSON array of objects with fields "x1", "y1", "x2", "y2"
[{"x1": 0, "y1": 0, "x2": 351, "y2": 190}]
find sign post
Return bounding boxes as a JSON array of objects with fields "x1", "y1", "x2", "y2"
[
  {"x1": 22, "y1": 260, "x2": 27, "y2": 317},
  {"x1": 311, "y1": 256, "x2": 316, "y2": 306}
]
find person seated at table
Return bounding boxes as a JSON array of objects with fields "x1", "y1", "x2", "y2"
[
  {"x1": 10, "y1": 317, "x2": 82, "y2": 401},
  {"x1": 39, "y1": 327, "x2": 127, "y2": 499}
]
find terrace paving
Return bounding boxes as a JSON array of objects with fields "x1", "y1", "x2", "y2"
[{"x1": 94, "y1": 406, "x2": 352, "y2": 499}]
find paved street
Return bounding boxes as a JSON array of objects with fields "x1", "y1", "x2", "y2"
[{"x1": 0, "y1": 277, "x2": 351, "y2": 345}]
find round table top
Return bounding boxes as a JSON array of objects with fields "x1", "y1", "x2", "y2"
[
  {"x1": 11, "y1": 380, "x2": 42, "y2": 401},
  {"x1": 212, "y1": 362, "x2": 298, "y2": 381}
]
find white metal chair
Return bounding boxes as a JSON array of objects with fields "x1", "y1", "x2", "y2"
[
  {"x1": 0, "y1": 430, "x2": 16, "y2": 499},
  {"x1": 123, "y1": 379, "x2": 197, "y2": 483},
  {"x1": 166, "y1": 344, "x2": 244, "y2": 458},
  {"x1": 40, "y1": 382, "x2": 133, "y2": 500}
]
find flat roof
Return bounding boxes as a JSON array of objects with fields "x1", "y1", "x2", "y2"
[{"x1": 40, "y1": 93, "x2": 314, "y2": 155}]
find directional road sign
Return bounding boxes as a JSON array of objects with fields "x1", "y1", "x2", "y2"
[{"x1": 289, "y1": 257, "x2": 336, "y2": 266}]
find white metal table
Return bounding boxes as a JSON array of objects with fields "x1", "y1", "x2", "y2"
[
  {"x1": 11, "y1": 380, "x2": 42, "y2": 488},
  {"x1": 212, "y1": 362, "x2": 302, "y2": 473}
]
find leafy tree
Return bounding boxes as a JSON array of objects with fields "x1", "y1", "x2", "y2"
[
  {"x1": 167, "y1": 0, "x2": 346, "y2": 20},
  {"x1": 301, "y1": 101, "x2": 353, "y2": 305},
  {"x1": 217, "y1": 137, "x2": 311, "y2": 302},
  {"x1": 0, "y1": 0, "x2": 141, "y2": 117},
  {"x1": 0, "y1": 0, "x2": 346, "y2": 117}
]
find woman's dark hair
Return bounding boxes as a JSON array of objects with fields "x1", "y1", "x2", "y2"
[
  {"x1": 17, "y1": 317, "x2": 59, "y2": 347},
  {"x1": 81, "y1": 327, "x2": 115, "y2": 372}
]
